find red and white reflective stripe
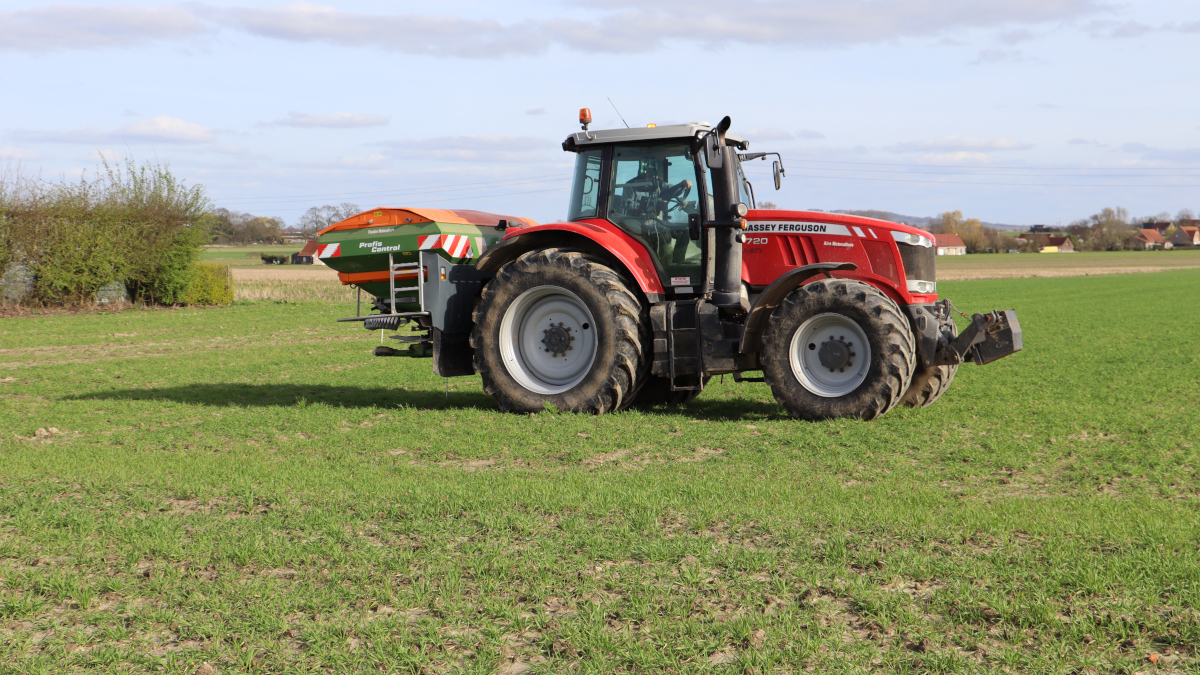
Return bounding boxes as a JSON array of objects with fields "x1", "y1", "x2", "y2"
[
  {"x1": 418, "y1": 235, "x2": 441, "y2": 250},
  {"x1": 442, "y1": 234, "x2": 473, "y2": 258},
  {"x1": 317, "y1": 243, "x2": 341, "y2": 258}
]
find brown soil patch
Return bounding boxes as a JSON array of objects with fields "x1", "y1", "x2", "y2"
[{"x1": 232, "y1": 267, "x2": 340, "y2": 281}]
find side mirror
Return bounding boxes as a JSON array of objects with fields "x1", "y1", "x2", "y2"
[
  {"x1": 688, "y1": 213, "x2": 701, "y2": 240},
  {"x1": 772, "y1": 160, "x2": 783, "y2": 190},
  {"x1": 704, "y1": 133, "x2": 723, "y2": 169}
]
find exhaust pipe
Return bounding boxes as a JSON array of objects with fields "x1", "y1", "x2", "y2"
[{"x1": 705, "y1": 117, "x2": 746, "y2": 312}]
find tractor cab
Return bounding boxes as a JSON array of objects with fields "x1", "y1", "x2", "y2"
[{"x1": 562, "y1": 117, "x2": 761, "y2": 297}]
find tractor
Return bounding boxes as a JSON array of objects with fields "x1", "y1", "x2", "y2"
[{"x1": 316, "y1": 111, "x2": 1021, "y2": 419}]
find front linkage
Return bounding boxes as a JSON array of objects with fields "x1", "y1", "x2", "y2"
[{"x1": 934, "y1": 303, "x2": 1023, "y2": 366}]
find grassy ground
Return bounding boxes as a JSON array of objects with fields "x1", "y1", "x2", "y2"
[
  {"x1": 204, "y1": 246, "x2": 306, "y2": 268},
  {"x1": 934, "y1": 248, "x2": 1200, "y2": 279},
  {"x1": 2, "y1": 272, "x2": 1198, "y2": 673}
]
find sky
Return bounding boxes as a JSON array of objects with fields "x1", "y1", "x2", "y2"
[{"x1": 2, "y1": 0, "x2": 1198, "y2": 227}]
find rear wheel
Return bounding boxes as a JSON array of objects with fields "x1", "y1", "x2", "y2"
[
  {"x1": 471, "y1": 249, "x2": 647, "y2": 414},
  {"x1": 762, "y1": 279, "x2": 916, "y2": 421}
]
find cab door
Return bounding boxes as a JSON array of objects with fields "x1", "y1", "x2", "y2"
[{"x1": 605, "y1": 142, "x2": 705, "y2": 294}]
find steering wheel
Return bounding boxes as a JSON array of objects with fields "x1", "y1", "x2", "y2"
[{"x1": 659, "y1": 179, "x2": 692, "y2": 213}]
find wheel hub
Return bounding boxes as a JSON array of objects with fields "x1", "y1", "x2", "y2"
[
  {"x1": 542, "y1": 322, "x2": 575, "y2": 357},
  {"x1": 789, "y1": 313, "x2": 871, "y2": 398},
  {"x1": 817, "y1": 336, "x2": 856, "y2": 372},
  {"x1": 498, "y1": 285, "x2": 598, "y2": 395}
]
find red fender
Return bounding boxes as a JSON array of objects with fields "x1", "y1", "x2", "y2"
[{"x1": 480, "y1": 219, "x2": 665, "y2": 297}]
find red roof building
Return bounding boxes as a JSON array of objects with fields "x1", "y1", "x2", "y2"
[
  {"x1": 1134, "y1": 229, "x2": 1166, "y2": 249},
  {"x1": 934, "y1": 233, "x2": 966, "y2": 255},
  {"x1": 1168, "y1": 226, "x2": 1200, "y2": 248}
]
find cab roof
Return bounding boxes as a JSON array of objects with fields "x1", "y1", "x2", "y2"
[{"x1": 564, "y1": 122, "x2": 746, "y2": 151}]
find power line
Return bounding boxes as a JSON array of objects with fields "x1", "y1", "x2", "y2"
[
  {"x1": 216, "y1": 172, "x2": 567, "y2": 205},
  {"x1": 255, "y1": 185, "x2": 571, "y2": 214},
  {"x1": 748, "y1": 165, "x2": 1200, "y2": 179},
  {"x1": 776, "y1": 157, "x2": 1200, "y2": 172},
  {"x1": 747, "y1": 170, "x2": 1200, "y2": 188}
]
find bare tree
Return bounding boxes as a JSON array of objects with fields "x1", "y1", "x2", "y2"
[
  {"x1": 1177, "y1": 208, "x2": 1196, "y2": 222},
  {"x1": 757, "y1": 201, "x2": 780, "y2": 210},
  {"x1": 298, "y1": 203, "x2": 362, "y2": 235}
]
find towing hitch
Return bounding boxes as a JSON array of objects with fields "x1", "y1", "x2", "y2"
[{"x1": 935, "y1": 309, "x2": 1023, "y2": 366}]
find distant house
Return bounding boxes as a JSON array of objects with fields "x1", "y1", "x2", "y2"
[
  {"x1": 1044, "y1": 235, "x2": 1074, "y2": 253},
  {"x1": 1134, "y1": 229, "x2": 1166, "y2": 250},
  {"x1": 1168, "y1": 226, "x2": 1200, "y2": 248},
  {"x1": 292, "y1": 240, "x2": 321, "y2": 265},
  {"x1": 1019, "y1": 233, "x2": 1074, "y2": 253},
  {"x1": 1143, "y1": 222, "x2": 1172, "y2": 236},
  {"x1": 934, "y1": 233, "x2": 966, "y2": 255}
]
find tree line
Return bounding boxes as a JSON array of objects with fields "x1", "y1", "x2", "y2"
[
  {"x1": 210, "y1": 203, "x2": 361, "y2": 245},
  {"x1": 931, "y1": 207, "x2": 1198, "y2": 253}
]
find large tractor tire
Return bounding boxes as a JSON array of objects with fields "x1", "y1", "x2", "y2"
[
  {"x1": 761, "y1": 279, "x2": 916, "y2": 421},
  {"x1": 471, "y1": 249, "x2": 648, "y2": 414},
  {"x1": 901, "y1": 323, "x2": 959, "y2": 408}
]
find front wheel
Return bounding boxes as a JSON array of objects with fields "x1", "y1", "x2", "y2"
[
  {"x1": 761, "y1": 279, "x2": 916, "y2": 421},
  {"x1": 901, "y1": 322, "x2": 959, "y2": 408},
  {"x1": 471, "y1": 249, "x2": 647, "y2": 414}
]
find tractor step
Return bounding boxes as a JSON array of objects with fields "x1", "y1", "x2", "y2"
[{"x1": 650, "y1": 300, "x2": 705, "y2": 392}]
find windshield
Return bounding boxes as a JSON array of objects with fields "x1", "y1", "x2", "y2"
[{"x1": 567, "y1": 149, "x2": 602, "y2": 221}]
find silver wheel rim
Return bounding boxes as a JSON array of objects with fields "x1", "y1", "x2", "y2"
[
  {"x1": 499, "y1": 285, "x2": 598, "y2": 395},
  {"x1": 789, "y1": 312, "x2": 872, "y2": 398}
]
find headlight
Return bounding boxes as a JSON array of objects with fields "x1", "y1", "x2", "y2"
[
  {"x1": 906, "y1": 280, "x2": 937, "y2": 294},
  {"x1": 892, "y1": 230, "x2": 933, "y2": 248}
]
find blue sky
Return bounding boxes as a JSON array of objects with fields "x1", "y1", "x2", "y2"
[{"x1": 2, "y1": 0, "x2": 1198, "y2": 226}]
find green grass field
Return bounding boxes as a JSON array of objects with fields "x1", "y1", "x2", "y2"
[
  {"x1": 2, "y1": 271, "x2": 1199, "y2": 673},
  {"x1": 933, "y1": 248, "x2": 1200, "y2": 277},
  {"x1": 204, "y1": 245, "x2": 305, "y2": 268}
]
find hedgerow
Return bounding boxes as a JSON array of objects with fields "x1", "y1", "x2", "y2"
[{"x1": 0, "y1": 159, "x2": 215, "y2": 306}]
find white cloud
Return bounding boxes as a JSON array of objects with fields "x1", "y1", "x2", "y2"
[
  {"x1": 119, "y1": 115, "x2": 214, "y2": 143},
  {"x1": 0, "y1": 1, "x2": 1112, "y2": 56},
  {"x1": 543, "y1": 0, "x2": 1104, "y2": 52},
  {"x1": 744, "y1": 128, "x2": 794, "y2": 142},
  {"x1": 16, "y1": 115, "x2": 215, "y2": 144},
  {"x1": 1087, "y1": 19, "x2": 1155, "y2": 39},
  {"x1": 381, "y1": 135, "x2": 554, "y2": 163},
  {"x1": 211, "y1": 2, "x2": 546, "y2": 58},
  {"x1": 0, "y1": 5, "x2": 207, "y2": 52},
  {"x1": 1121, "y1": 142, "x2": 1200, "y2": 162},
  {"x1": 797, "y1": 129, "x2": 826, "y2": 140},
  {"x1": 890, "y1": 136, "x2": 1033, "y2": 153},
  {"x1": 526, "y1": 108, "x2": 546, "y2": 116},
  {"x1": 270, "y1": 111, "x2": 389, "y2": 128},
  {"x1": 973, "y1": 48, "x2": 1026, "y2": 64},
  {"x1": 0, "y1": 147, "x2": 41, "y2": 161},
  {"x1": 911, "y1": 152, "x2": 998, "y2": 164}
]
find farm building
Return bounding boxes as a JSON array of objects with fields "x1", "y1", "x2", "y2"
[
  {"x1": 1018, "y1": 234, "x2": 1074, "y2": 253},
  {"x1": 1168, "y1": 226, "x2": 1200, "y2": 248},
  {"x1": 934, "y1": 233, "x2": 966, "y2": 255},
  {"x1": 1142, "y1": 222, "x2": 1172, "y2": 236},
  {"x1": 1134, "y1": 229, "x2": 1166, "y2": 250},
  {"x1": 292, "y1": 240, "x2": 322, "y2": 265}
]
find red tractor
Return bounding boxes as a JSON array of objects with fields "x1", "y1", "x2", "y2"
[{"x1": 323, "y1": 112, "x2": 1021, "y2": 420}]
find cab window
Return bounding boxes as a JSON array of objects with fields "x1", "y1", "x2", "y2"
[
  {"x1": 567, "y1": 149, "x2": 603, "y2": 221},
  {"x1": 607, "y1": 143, "x2": 703, "y2": 288}
]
